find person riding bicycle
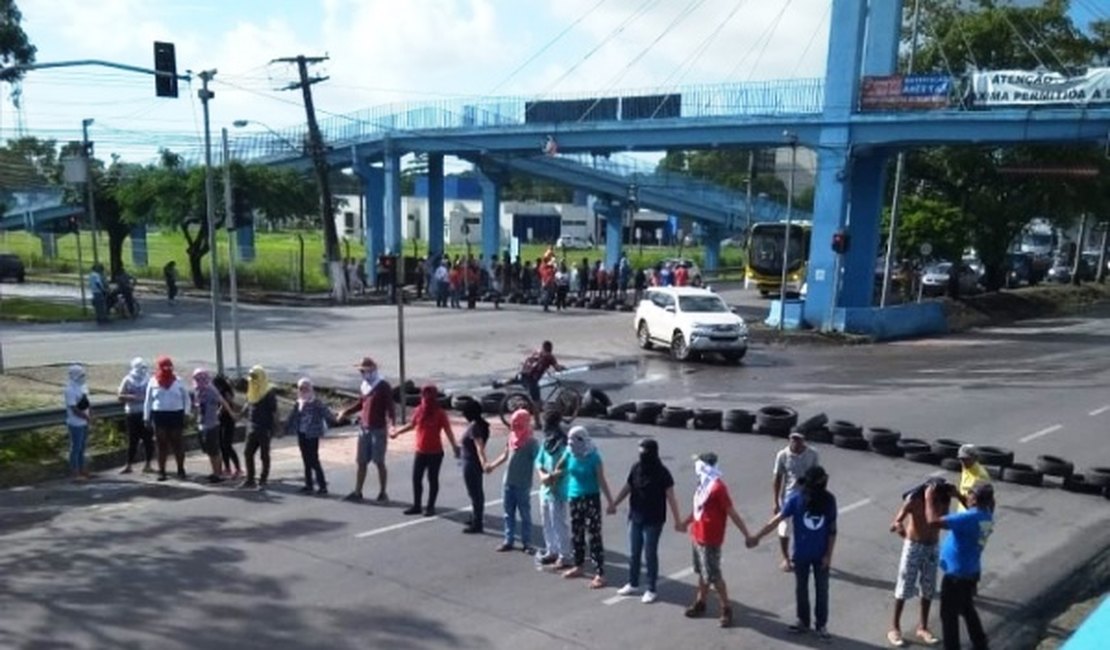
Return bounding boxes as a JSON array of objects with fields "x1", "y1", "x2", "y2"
[
  {"x1": 110, "y1": 267, "x2": 138, "y2": 318},
  {"x1": 518, "y1": 341, "x2": 566, "y2": 409}
]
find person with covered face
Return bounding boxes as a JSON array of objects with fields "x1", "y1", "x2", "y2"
[
  {"x1": 117, "y1": 357, "x2": 153, "y2": 474},
  {"x1": 64, "y1": 363, "x2": 92, "y2": 480},
  {"x1": 608, "y1": 438, "x2": 683, "y2": 604},
  {"x1": 534, "y1": 409, "x2": 572, "y2": 569},
  {"x1": 557, "y1": 426, "x2": 614, "y2": 589},
  {"x1": 391, "y1": 384, "x2": 459, "y2": 515},
  {"x1": 753, "y1": 464, "x2": 838, "y2": 639},
  {"x1": 681, "y1": 452, "x2": 756, "y2": 629},
  {"x1": 192, "y1": 368, "x2": 232, "y2": 484},
  {"x1": 458, "y1": 399, "x2": 491, "y2": 534},
  {"x1": 285, "y1": 377, "x2": 341, "y2": 495},
  {"x1": 339, "y1": 357, "x2": 395, "y2": 502},
  {"x1": 485, "y1": 408, "x2": 541, "y2": 553},
  {"x1": 143, "y1": 356, "x2": 191, "y2": 481},
  {"x1": 239, "y1": 365, "x2": 279, "y2": 490}
]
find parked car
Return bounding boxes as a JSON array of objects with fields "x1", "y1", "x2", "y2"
[
  {"x1": 920, "y1": 262, "x2": 979, "y2": 296},
  {"x1": 555, "y1": 236, "x2": 593, "y2": 250},
  {"x1": 0, "y1": 253, "x2": 26, "y2": 283},
  {"x1": 1045, "y1": 259, "x2": 1072, "y2": 284},
  {"x1": 634, "y1": 287, "x2": 747, "y2": 362}
]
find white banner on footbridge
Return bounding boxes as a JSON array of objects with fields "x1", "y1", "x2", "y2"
[{"x1": 971, "y1": 68, "x2": 1110, "y2": 107}]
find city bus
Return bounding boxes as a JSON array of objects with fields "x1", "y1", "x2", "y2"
[{"x1": 745, "y1": 221, "x2": 813, "y2": 296}]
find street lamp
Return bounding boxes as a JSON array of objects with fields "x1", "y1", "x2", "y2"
[
  {"x1": 778, "y1": 131, "x2": 798, "y2": 332},
  {"x1": 232, "y1": 119, "x2": 302, "y2": 154}
]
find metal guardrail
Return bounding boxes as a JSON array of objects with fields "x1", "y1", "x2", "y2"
[{"x1": 0, "y1": 401, "x2": 126, "y2": 435}]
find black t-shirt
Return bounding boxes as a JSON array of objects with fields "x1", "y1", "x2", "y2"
[
  {"x1": 460, "y1": 420, "x2": 490, "y2": 467},
  {"x1": 627, "y1": 462, "x2": 675, "y2": 525}
]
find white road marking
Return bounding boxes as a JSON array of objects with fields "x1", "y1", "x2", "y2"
[
  {"x1": 929, "y1": 469, "x2": 947, "y2": 478},
  {"x1": 353, "y1": 489, "x2": 539, "y2": 539},
  {"x1": 603, "y1": 498, "x2": 873, "y2": 605},
  {"x1": 1089, "y1": 405, "x2": 1110, "y2": 417},
  {"x1": 1019, "y1": 424, "x2": 1063, "y2": 444}
]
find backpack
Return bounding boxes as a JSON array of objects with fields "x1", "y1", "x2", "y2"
[{"x1": 521, "y1": 351, "x2": 545, "y2": 379}]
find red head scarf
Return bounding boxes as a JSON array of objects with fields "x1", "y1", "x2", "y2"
[
  {"x1": 154, "y1": 355, "x2": 175, "y2": 389},
  {"x1": 412, "y1": 384, "x2": 440, "y2": 425}
]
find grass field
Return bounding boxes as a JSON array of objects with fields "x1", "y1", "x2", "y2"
[
  {"x1": 0, "y1": 296, "x2": 91, "y2": 323},
  {"x1": 0, "y1": 229, "x2": 746, "y2": 292}
]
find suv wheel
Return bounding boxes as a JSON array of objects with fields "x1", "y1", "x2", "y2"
[
  {"x1": 637, "y1": 321, "x2": 652, "y2": 350},
  {"x1": 670, "y1": 331, "x2": 692, "y2": 361}
]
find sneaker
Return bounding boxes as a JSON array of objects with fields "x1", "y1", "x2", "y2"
[
  {"x1": 402, "y1": 506, "x2": 423, "y2": 515},
  {"x1": 176, "y1": 470, "x2": 187, "y2": 480},
  {"x1": 375, "y1": 492, "x2": 389, "y2": 503},
  {"x1": 316, "y1": 487, "x2": 329, "y2": 496},
  {"x1": 537, "y1": 553, "x2": 558, "y2": 566},
  {"x1": 299, "y1": 486, "x2": 314, "y2": 494},
  {"x1": 157, "y1": 474, "x2": 169, "y2": 482},
  {"x1": 256, "y1": 480, "x2": 268, "y2": 490},
  {"x1": 238, "y1": 479, "x2": 257, "y2": 489},
  {"x1": 461, "y1": 525, "x2": 483, "y2": 534},
  {"x1": 642, "y1": 591, "x2": 658, "y2": 604},
  {"x1": 719, "y1": 607, "x2": 733, "y2": 629},
  {"x1": 343, "y1": 492, "x2": 363, "y2": 503},
  {"x1": 684, "y1": 600, "x2": 707, "y2": 618},
  {"x1": 495, "y1": 542, "x2": 513, "y2": 552},
  {"x1": 817, "y1": 627, "x2": 831, "y2": 640},
  {"x1": 521, "y1": 546, "x2": 537, "y2": 556},
  {"x1": 207, "y1": 474, "x2": 224, "y2": 484},
  {"x1": 787, "y1": 622, "x2": 809, "y2": 634},
  {"x1": 120, "y1": 467, "x2": 133, "y2": 475},
  {"x1": 423, "y1": 507, "x2": 436, "y2": 517},
  {"x1": 616, "y1": 584, "x2": 639, "y2": 597}
]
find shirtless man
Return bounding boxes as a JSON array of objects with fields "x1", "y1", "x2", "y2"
[{"x1": 887, "y1": 478, "x2": 950, "y2": 647}]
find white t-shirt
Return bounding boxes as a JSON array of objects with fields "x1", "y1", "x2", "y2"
[
  {"x1": 64, "y1": 384, "x2": 89, "y2": 427},
  {"x1": 773, "y1": 446, "x2": 820, "y2": 499}
]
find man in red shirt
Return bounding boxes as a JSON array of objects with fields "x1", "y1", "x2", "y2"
[
  {"x1": 681, "y1": 452, "x2": 756, "y2": 629},
  {"x1": 339, "y1": 357, "x2": 395, "y2": 503},
  {"x1": 674, "y1": 264, "x2": 689, "y2": 287}
]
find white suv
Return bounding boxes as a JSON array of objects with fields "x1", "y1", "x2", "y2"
[{"x1": 634, "y1": 287, "x2": 748, "y2": 362}]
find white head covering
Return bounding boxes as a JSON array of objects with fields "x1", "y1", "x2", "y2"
[
  {"x1": 568, "y1": 426, "x2": 595, "y2": 459},
  {"x1": 127, "y1": 356, "x2": 149, "y2": 386},
  {"x1": 693, "y1": 458, "x2": 722, "y2": 521},
  {"x1": 67, "y1": 363, "x2": 87, "y2": 387}
]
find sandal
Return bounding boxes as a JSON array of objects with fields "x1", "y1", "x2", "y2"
[
  {"x1": 684, "y1": 600, "x2": 707, "y2": 618},
  {"x1": 915, "y1": 629, "x2": 939, "y2": 646},
  {"x1": 589, "y1": 575, "x2": 606, "y2": 589},
  {"x1": 887, "y1": 630, "x2": 906, "y2": 647},
  {"x1": 562, "y1": 566, "x2": 583, "y2": 579},
  {"x1": 719, "y1": 607, "x2": 733, "y2": 628}
]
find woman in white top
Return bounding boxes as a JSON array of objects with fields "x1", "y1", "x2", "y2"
[
  {"x1": 64, "y1": 364, "x2": 92, "y2": 480},
  {"x1": 144, "y1": 355, "x2": 192, "y2": 482},
  {"x1": 117, "y1": 357, "x2": 153, "y2": 474}
]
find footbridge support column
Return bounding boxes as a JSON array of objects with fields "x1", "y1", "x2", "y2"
[
  {"x1": 427, "y1": 154, "x2": 445, "y2": 259},
  {"x1": 702, "y1": 223, "x2": 722, "y2": 279},
  {"x1": 353, "y1": 159, "x2": 384, "y2": 287},
  {"x1": 383, "y1": 142, "x2": 403, "y2": 258},
  {"x1": 594, "y1": 198, "x2": 623, "y2": 270},
  {"x1": 476, "y1": 167, "x2": 503, "y2": 263}
]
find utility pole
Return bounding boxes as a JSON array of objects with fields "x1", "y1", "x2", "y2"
[
  {"x1": 273, "y1": 54, "x2": 344, "y2": 300},
  {"x1": 198, "y1": 69, "x2": 225, "y2": 376},
  {"x1": 222, "y1": 128, "x2": 243, "y2": 378},
  {"x1": 82, "y1": 118, "x2": 100, "y2": 267}
]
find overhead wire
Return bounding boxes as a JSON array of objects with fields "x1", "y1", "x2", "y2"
[
  {"x1": 657, "y1": 0, "x2": 751, "y2": 89},
  {"x1": 946, "y1": 0, "x2": 980, "y2": 71},
  {"x1": 996, "y1": 5, "x2": 1048, "y2": 69},
  {"x1": 744, "y1": 0, "x2": 796, "y2": 82},
  {"x1": 724, "y1": 0, "x2": 795, "y2": 81},
  {"x1": 1014, "y1": 4, "x2": 1074, "y2": 73},
  {"x1": 923, "y1": 17, "x2": 967, "y2": 109},
  {"x1": 486, "y1": 0, "x2": 610, "y2": 96},
  {"x1": 788, "y1": 0, "x2": 830, "y2": 78}
]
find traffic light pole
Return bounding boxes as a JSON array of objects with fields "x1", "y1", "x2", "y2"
[
  {"x1": 222, "y1": 128, "x2": 242, "y2": 378},
  {"x1": 82, "y1": 119, "x2": 99, "y2": 267},
  {"x1": 198, "y1": 69, "x2": 225, "y2": 376}
]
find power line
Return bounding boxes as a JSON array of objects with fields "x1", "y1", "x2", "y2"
[
  {"x1": 997, "y1": 5, "x2": 1048, "y2": 69},
  {"x1": 658, "y1": 0, "x2": 751, "y2": 89},
  {"x1": 725, "y1": 0, "x2": 795, "y2": 81},
  {"x1": 789, "y1": 0, "x2": 830, "y2": 77},
  {"x1": 744, "y1": 0, "x2": 796, "y2": 82}
]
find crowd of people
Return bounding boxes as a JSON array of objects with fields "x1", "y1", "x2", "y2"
[{"x1": 61, "y1": 352, "x2": 995, "y2": 648}]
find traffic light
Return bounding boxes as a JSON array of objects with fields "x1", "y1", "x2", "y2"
[
  {"x1": 832, "y1": 229, "x2": 850, "y2": 254},
  {"x1": 153, "y1": 41, "x2": 178, "y2": 98},
  {"x1": 230, "y1": 187, "x2": 251, "y2": 229}
]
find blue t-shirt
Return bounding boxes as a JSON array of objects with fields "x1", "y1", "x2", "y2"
[
  {"x1": 503, "y1": 438, "x2": 540, "y2": 489},
  {"x1": 781, "y1": 491, "x2": 838, "y2": 563},
  {"x1": 535, "y1": 444, "x2": 569, "y2": 501},
  {"x1": 940, "y1": 508, "x2": 992, "y2": 578},
  {"x1": 566, "y1": 450, "x2": 601, "y2": 499}
]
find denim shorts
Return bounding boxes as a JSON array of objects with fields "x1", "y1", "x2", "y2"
[
  {"x1": 199, "y1": 427, "x2": 221, "y2": 456},
  {"x1": 357, "y1": 427, "x2": 387, "y2": 467}
]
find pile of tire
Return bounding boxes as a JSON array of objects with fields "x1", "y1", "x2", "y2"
[
  {"x1": 756, "y1": 406, "x2": 797, "y2": 437},
  {"x1": 829, "y1": 420, "x2": 867, "y2": 450},
  {"x1": 606, "y1": 401, "x2": 637, "y2": 421},
  {"x1": 795, "y1": 413, "x2": 831, "y2": 444},
  {"x1": 866, "y1": 427, "x2": 902, "y2": 457},
  {"x1": 631, "y1": 401, "x2": 665, "y2": 424},
  {"x1": 657, "y1": 406, "x2": 694, "y2": 428},
  {"x1": 691, "y1": 408, "x2": 723, "y2": 431},
  {"x1": 578, "y1": 389, "x2": 612, "y2": 419},
  {"x1": 898, "y1": 438, "x2": 938, "y2": 465},
  {"x1": 723, "y1": 409, "x2": 755, "y2": 433},
  {"x1": 1063, "y1": 466, "x2": 1110, "y2": 498}
]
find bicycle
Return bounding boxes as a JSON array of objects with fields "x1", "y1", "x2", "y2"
[{"x1": 493, "y1": 373, "x2": 583, "y2": 428}]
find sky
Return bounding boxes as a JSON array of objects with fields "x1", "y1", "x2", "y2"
[{"x1": 1, "y1": 0, "x2": 1104, "y2": 165}]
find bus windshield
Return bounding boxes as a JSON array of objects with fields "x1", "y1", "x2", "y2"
[{"x1": 749, "y1": 225, "x2": 807, "y2": 274}]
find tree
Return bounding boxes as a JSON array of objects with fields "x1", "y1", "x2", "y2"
[
  {"x1": 658, "y1": 149, "x2": 790, "y2": 203},
  {"x1": 901, "y1": 0, "x2": 1109, "y2": 290},
  {"x1": 0, "y1": 0, "x2": 35, "y2": 82}
]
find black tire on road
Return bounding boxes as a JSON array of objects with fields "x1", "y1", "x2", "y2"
[
  {"x1": 940, "y1": 457, "x2": 963, "y2": 472},
  {"x1": 905, "y1": 451, "x2": 941, "y2": 465},
  {"x1": 497, "y1": 392, "x2": 533, "y2": 426},
  {"x1": 692, "y1": 408, "x2": 723, "y2": 430},
  {"x1": 1085, "y1": 467, "x2": 1110, "y2": 488},
  {"x1": 796, "y1": 413, "x2": 829, "y2": 434},
  {"x1": 657, "y1": 406, "x2": 693, "y2": 428},
  {"x1": 1035, "y1": 455, "x2": 1074, "y2": 479},
  {"x1": 1063, "y1": 474, "x2": 1105, "y2": 495},
  {"x1": 833, "y1": 434, "x2": 869, "y2": 451},
  {"x1": 931, "y1": 438, "x2": 965, "y2": 459},
  {"x1": 871, "y1": 442, "x2": 904, "y2": 458},
  {"x1": 723, "y1": 409, "x2": 755, "y2": 433},
  {"x1": 806, "y1": 427, "x2": 833, "y2": 445},
  {"x1": 1002, "y1": 463, "x2": 1044, "y2": 487},
  {"x1": 828, "y1": 420, "x2": 863, "y2": 438},
  {"x1": 632, "y1": 401, "x2": 665, "y2": 424},
  {"x1": 865, "y1": 427, "x2": 901, "y2": 446},
  {"x1": 978, "y1": 446, "x2": 1015, "y2": 469},
  {"x1": 757, "y1": 406, "x2": 798, "y2": 431},
  {"x1": 607, "y1": 401, "x2": 636, "y2": 420},
  {"x1": 897, "y1": 438, "x2": 932, "y2": 455}
]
